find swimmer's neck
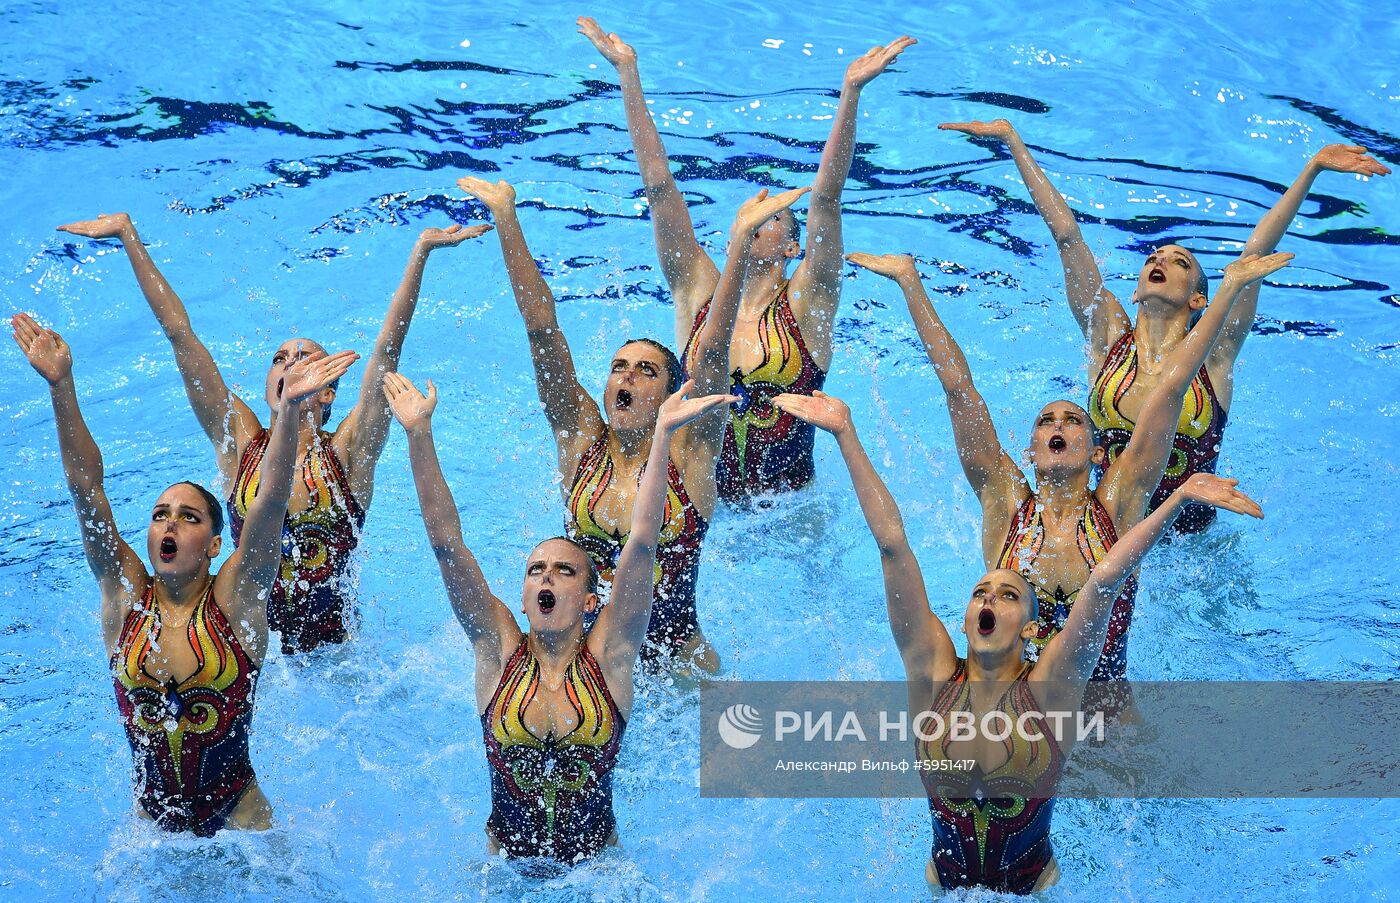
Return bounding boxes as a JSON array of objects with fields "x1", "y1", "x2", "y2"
[
  {"x1": 1133, "y1": 303, "x2": 1192, "y2": 366},
  {"x1": 964, "y1": 648, "x2": 1027, "y2": 684},
  {"x1": 738, "y1": 259, "x2": 787, "y2": 317},
  {"x1": 153, "y1": 570, "x2": 214, "y2": 612},
  {"x1": 268, "y1": 404, "x2": 330, "y2": 453},
  {"x1": 607, "y1": 422, "x2": 654, "y2": 463},
  {"x1": 1031, "y1": 470, "x2": 1092, "y2": 515},
  {"x1": 528, "y1": 626, "x2": 587, "y2": 675}
]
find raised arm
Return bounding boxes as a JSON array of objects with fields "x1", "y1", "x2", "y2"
[
  {"x1": 336, "y1": 223, "x2": 493, "y2": 504},
  {"x1": 939, "y1": 120, "x2": 1128, "y2": 359},
  {"x1": 577, "y1": 17, "x2": 720, "y2": 318},
  {"x1": 1211, "y1": 144, "x2": 1391, "y2": 368},
  {"x1": 774, "y1": 390, "x2": 957, "y2": 682},
  {"x1": 457, "y1": 177, "x2": 603, "y2": 470},
  {"x1": 217, "y1": 347, "x2": 359, "y2": 658},
  {"x1": 790, "y1": 36, "x2": 915, "y2": 340},
  {"x1": 13, "y1": 314, "x2": 145, "y2": 651},
  {"x1": 675, "y1": 187, "x2": 811, "y2": 507},
  {"x1": 383, "y1": 372, "x2": 518, "y2": 657},
  {"x1": 847, "y1": 253, "x2": 1024, "y2": 503},
  {"x1": 1035, "y1": 474, "x2": 1261, "y2": 692},
  {"x1": 57, "y1": 214, "x2": 259, "y2": 473},
  {"x1": 593, "y1": 382, "x2": 735, "y2": 673},
  {"x1": 1101, "y1": 253, "x2": 1293, "y2": 519}
]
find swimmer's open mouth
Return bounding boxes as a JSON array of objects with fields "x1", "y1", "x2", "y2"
[
  {"x1": 1148, "y1": 267, "x2": 1166, "y2": 284},
  {"x1": 276, "y1": 378, "x2": 285, "y2": 399},
  {"x1": 977, "y1": 609, "x2": 996, "y2": 636},
  {"x1": 537, "y1": 590, "x2": 556, "y2": 614},
  {"x1": 615, "y1": 389, "x2": 633, "y2": 411},
  {"x1": 159, "y1": 537, "x2": 178, "y2": 562},
  {"x1": 1048, "y1": 435, "x2": 1067, "y2": 452}
]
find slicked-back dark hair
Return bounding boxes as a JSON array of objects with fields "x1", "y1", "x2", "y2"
[
  {"x1": 172, "y1": 481, "x2": 225, "y2": 537},
  {"x1": 623, "y1": 338, "x2": 684, "y2": 394}
]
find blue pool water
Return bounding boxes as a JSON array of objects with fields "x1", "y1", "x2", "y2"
[{"x1": 2, "y1": 0, "x2": 1397, "y2": 899}]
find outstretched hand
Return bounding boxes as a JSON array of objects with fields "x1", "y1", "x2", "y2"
[
  {"x1": 383, "y1": 371, "x2": 438, "y2": 432},
  {"x1": 457, "y1": 177, "x2": 517, "y2": 216},
  {"x1": 280, "y1": 348, "x2": 359, "y2": 407},
  {"x1": 418, "y1": 223, "x2": 493, "y2": 252},
  {"x1": 843, "y1": 36, "x2": 917, "y2": 90},
  {"x1": 938, "y1": 119, "x2": 1016, "y2": 143},
  {"x1": 656, "y1": 379, "x2": 738, "y2": 433},
  {"x1": 577, "y1": 17, "x2": 637, "y2": 69},
  {"x1": 12, "y1": 313, "x2": 72, "y2": 385},
  {"x1": 1222, "y1": 251, "x2": 1293, "y2": 287},
  {"x1": 845, "y1": 251, "x2": 918, "y2": 282},
  {"x1": 1312, "y1": 144, "x2": 1391, "y2": 177},
  {"x1": 773, "y1": 390, "x2": 853, "y2": 436},
  {"x1": 1178, "y1": 474, "x2": 1263, "y2": 518},
  {"x1": 733, "y1": 186, "x2": 812, "y2": 240},
  {"x1": 56, "y1": 212, "x2": 135, "y2": 241}
]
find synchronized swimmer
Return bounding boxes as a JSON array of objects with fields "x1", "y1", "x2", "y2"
[{"x1": 14, "y1": 17, "x2": 1391, "y2": 896}]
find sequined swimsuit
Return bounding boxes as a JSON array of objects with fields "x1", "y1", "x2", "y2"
[
  {"x1": 566, "y1": 429, "x2": 708, "y2": 654},
  {"x1": 997, "y1": 493, "x2": 1137, "y2": 681},
  {"x1": 1089, "y1": 328, "x2": 1229, "y2": 533},
  {"x1": 228, "y1": 429, "x2": 365, "y2": 654},
  {"x1": 112, "y1": 583, "x2": 258, "y2": 837},
  {"x1": 482, "y1": 637, "x2": 625, "y2": 862},
  {"x1": 921, "y1": 660, "x2": 1062, "y2": 895},
  {"x1": 682, "y1": 282, "x2": 827, "y2": 502}
]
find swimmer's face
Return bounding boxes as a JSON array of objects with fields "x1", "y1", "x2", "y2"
[
  {"x1": 522, "y1": 539, "x2": 599, "y2": 632},
  {"x1": 964, "y1": 569, "x2": 1038, "y2": 657},
  {"x1": 1027, "y1": 401, "x2": 1102, "y2": 477},
  {"x1": 731, "y1": 207, "x2": 801, "y2": 264},
  {"x1": 604, "y1": 342, "x2": 671, "y2": 431},
  {"x1": 1134, "y1": 245, "x2": 1208, "y2": 314},
  {"x1": 265, "y1": 338, "x2": 336, "y2": 416},
  {"x1": 147, "y1": 484, "x2": 221, "y2": 578}
]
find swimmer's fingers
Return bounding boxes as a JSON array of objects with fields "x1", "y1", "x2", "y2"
[
  {"x1": 937, "y1": 119, "x2": 1014, "y2": 142},
  {"x1": 11, "y1": 314, "x2": 72, "y2": 383},
  {"x1": 1179, "y1": 475, "x2": 1263, "y2": 519},
  {"x1": 1314, "y1": 144, "x2": 1393, "y2": 177},
  {"x1": 419, "y1": 222, "x2": 493, "y2": 249},
  {"x1": 845, "y1": 251, "x2": 916, "y2": 281},
  {"x1": 456, "y1": 177, "x2": 516, "y2": 213},
  {"x1": 735, "y1": 186, "x2": 811, "y2": 234},
  {"x1": 774, "y1": 391, "x2": 852, "y2": 435},
  {"x1": 660, "y1": 392, "x2": 739, "y2": 430},
  {"x1": 576, "y1": 17, "x2": 636, "y2": 67},
  {"x1": 844, "y1": 36, "x2": 916, "y2": 88},
  {"x1": 1224, "y1": 252, "x2": 1294, "y2": 285},
  {"x1": 56, "y1": 212, "x2": 133, "y2": 240}
]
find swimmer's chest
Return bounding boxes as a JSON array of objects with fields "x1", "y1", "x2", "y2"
[
  {"x1": 140, "y1": 620, "x2": 203, "y2": 686},
  {"x1": 518, "y1": 684, "x2": 586, "y2": 741},
  {"x1": 581, "y1": 461, "x2": 645, "y2": 539},
  {"x1": 1008, "y1": 508, "x2": 1095, "y2": 599}
]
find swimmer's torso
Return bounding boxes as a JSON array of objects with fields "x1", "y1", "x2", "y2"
[
  {"x1": 566, "y1": 428, "x2": 707, "y2": 653},
  {"x1": 481, "y1": 637, "x2": 625, "y2": 861},
  {"x1": 228, "y1": 429, "x2": 365, "y2": 654},
  {"x1": 682, "y1": 281, "x2": 827, "y2": 501},
  {"x1": 920, "y1": 659, "x2": 1062, "y2": 895},
  {"x1": 111, "y1": 583, "x2": 258, "y2": 837},
  {"x1": 997, "y1": 492, "x2": 1137, "y2": 680},
  {"x1": 1089, "y1": 327, "x2": 1228, "y2": 531}
]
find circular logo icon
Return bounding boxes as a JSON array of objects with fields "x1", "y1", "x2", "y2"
[{"x1": 717, "y1": 703, "x2": 763, "y2": 749}]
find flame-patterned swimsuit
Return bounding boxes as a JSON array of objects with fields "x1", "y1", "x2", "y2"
[
  {"x1": 1089, "y1": 327, "x2": 1229, "y2": 534},
  {"x1": 921, "y1": 659, "x2": 1063, "y2": 895},
  {"x1": 997, "y1": 493, "x2": 1137, "y2": 681},
  {"x1": 482, "y1": 637, "x2": 624, "y2": 861},
  {"x1": 682, "y1": 281, "x2": 827, "y2": 502},
  {"x1": 112, "y1": 583, "x2": 257, "y2": 837},
  {"x1": 566, "y1": 429, "x2": 707, "y2": 655},
  {"x1": 228, "y1": 429, "x2": 365, "y2": 654}
]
